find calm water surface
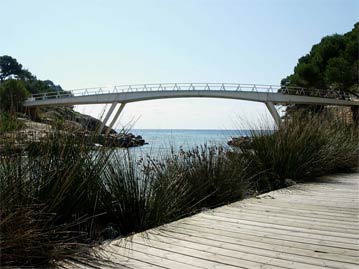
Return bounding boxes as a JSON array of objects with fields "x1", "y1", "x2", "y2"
[{"x1": 122, "y1": 129, "x2": 251, "y2": 156}]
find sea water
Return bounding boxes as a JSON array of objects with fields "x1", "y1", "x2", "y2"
[{"x1": 123, "y1": 129, "x2": 252, "y2": 156}]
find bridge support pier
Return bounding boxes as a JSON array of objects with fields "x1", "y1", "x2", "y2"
[
  {"x1": 105, "y1": 103, "x2": 126, "y2": 136},
  {"x1": 97, "y1": 102, "x2": 118, "y2": 135},
  {"x1": 265, "y1": 102, "x2": 281, "y2": 127}
]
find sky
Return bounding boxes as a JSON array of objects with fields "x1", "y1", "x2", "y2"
[{"x1": 2, "y1": 0, "x2": 358, "y2": 129}]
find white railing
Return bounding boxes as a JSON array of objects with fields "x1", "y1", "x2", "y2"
[{"x1": 27, "y1": 83, "x2": 353, "y2": 101}]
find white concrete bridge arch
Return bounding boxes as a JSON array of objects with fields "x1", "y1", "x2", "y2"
[{"x1": 23, "y1": 83, "x2": 358, "y2": 134}]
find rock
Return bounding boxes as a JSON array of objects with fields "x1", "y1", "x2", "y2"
[
  {"x1": 1, "y1": 107, "x2": 146, "y2": 149},
  {"x1": 93, "y1": 143, "x2": 103, "y2": 147},
  {"x1": 40, "y1": 106, "x2": 117, "y2": 134},
  {"x1": 95, "y1": 133, "x2": 147, "y2": 148},
  {"x1": 284, "y1": 178, "x2": 297, "y2": 186},
  {"x1": 228, "y1": 136, "x2": 253, "y2": 149},
  {"x1": 100, "y1": 223, "x2": 120, "y2": 240}
]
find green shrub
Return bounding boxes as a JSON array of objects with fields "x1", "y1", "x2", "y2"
[
  {"x1": 237, "y1": 113, "x2": 358, "y2": 190},
  {"x1": 0, "y1": 79, "x2": 30, "y2": 113},
  {"x1": 151, "y1": 146, "x2": 252, "y2": 210},
  {"x1": 0, "y1": 133, "x2": 109, "y2": 267},
  {"x1": 0, "y1": 136, "x2": 254, "y2": 267},
  {"x1": 0, "y1": 113, "x2": 24, "y2": 134},
  {"x1": 100, "y1": 146, "x2": 252, "y2": 236}
]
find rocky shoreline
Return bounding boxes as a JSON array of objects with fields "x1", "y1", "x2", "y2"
[
  {"x1": 227, "y1": 136, "x2": 253, "y2": 149},
  {"x1": 95, "y1": 133, "x2": 147, "y2": 148},
  {"x1": 0, "y1": 107, "x2": 147, "y2": 150}
]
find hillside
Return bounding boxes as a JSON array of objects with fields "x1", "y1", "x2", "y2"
[{"x1": 0, "y1": 56, "x2": 145, "y2": 148}]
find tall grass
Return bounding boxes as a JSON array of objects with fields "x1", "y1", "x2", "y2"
[
  {"x1": 97, "y1": 145, "x2": 252, "y2": 236},
  {"x1": 0, "y1": 113, "x2": 358, "y2": 267},
  {"x1": 236, "y1": 113, "x2": 358, "y2": 190},
  {"x1": 0, "y1": 113, "x2": 24, "y2": 134},
  {"x1": 0, "y1": 136, "x2": 252, "y2": 267},
  {"x1": 0, "y1": 133, "x2": 110, "y2": 267}
]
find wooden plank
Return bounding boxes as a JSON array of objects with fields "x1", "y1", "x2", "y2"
[
  {"x1": 219, "y1": 204, "x2": 359, "y2": 223},
  {"x1": 158, "y1": 225, "x2": 359, "y2": 262},
  {"x1": 104, "y1": 244, "x2": 211, "y2": 269},
  {"x1": 186, "y1": 216, "x2": 359, "y2": 246},
  {"x1": 182, "y1": 219, "x2": 359, "y2": 250},
  {"x1": 96, "y1": 246, "x2": 188, "y2": 269},
  {"x1": 231, "y1": 200, "x2": 359, "y2": 216},
  {"x1": 107, "y1": 242, "x2": 244, "y2": 269},
  {"x1": 147, "y1": 229, "x2": 359, "y2": 268},
  {"x1": 239, "y1": 198, "x2": 359, "y2": 211},
  {"x1": 229, "y1": 203, "x2": 358, "y2": 221},
  {"x1": 265, "y1": 199, "x2": 358, "y2": 208},
  {"x1": 122, "y1": 236, "x2": 294, "y2": 269},
  {"x1": 59, "y1": 258, "x2": 129, "y2": 269},
  {"x1": 193, "y1": 214, "x2": 359, "y2": 241},
  {"x1": 167, "y1": 223, "x2": 359, "y2": 256},
  {"x1": 211, "y1": 206, "x2": 359, "y2": 228},
  {"x1": 208, "y1": 209, "x2": 359, "y2": 231},
  {"x1": 261, "y1": 194, "x2": 359, "y2": 201},
  {"x1": 215, "y1": 207, "x2": 359, "y2": 228},
  {"x1": 60, "y1": 173, "x2": 359, "y2": 268}
]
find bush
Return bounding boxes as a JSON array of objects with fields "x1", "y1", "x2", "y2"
[
  {"x1": 0, "y1": 79, "x2": 30, "y2": 113},
  {"x1": 0, "y1": 136, "x2": 253, "y2": 267},
  {"x1": 99, "y1": 146, "x2": 252, "y2": 236},
  {"x1": 150, "y1": 146, "x2": 252, "y2": 210},
  {"x1": 237, "y1": 113, "x2": 358, "y2": 190},
  {"x1": 0, "y1": 113, "x2": 24, "y2": 134},
  {"x1": 0, "y1": 133, "x2": 109, "y2": 267}
]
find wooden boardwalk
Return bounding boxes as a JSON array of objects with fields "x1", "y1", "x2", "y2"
[{"x1": 63, "y1": 173, "x2": 359, "y2": 269}]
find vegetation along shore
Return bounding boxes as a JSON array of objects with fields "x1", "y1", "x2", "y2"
[
  {"x1": 0, "y1": 56, "x2": 146, "y2": 150},
  {"x1": 0, "y1": 23, "x2": 358, "y2": 268}
]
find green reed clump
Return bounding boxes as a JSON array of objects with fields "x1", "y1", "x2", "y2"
[
  {"x1": 0, "y1": 134, "x2": 253, "y2": 267},
  {"x1": 153, "y1": 146, "x2": 253, "y2": 210},
  {"x1": 99, "y1": 145, "x2": 253, "y2": 236},
  {"x1": 0, "y1": 204, "x2": 90, "y2": 267},
  {"x1": 0, "y1": 133, "x2": 110, "y2": 267},
  {"x1": 237, "y1": 113, "x2": 358, "y2": 190},
  {"x1": 25, "y1": 134, "x2": 109, "y2": 225},
  {"x1": 0, "y1": 113, "x2": 24, "y2": 134}
]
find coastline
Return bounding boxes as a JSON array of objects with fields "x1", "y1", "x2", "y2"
[{"x1": 1, "y1": 112, "x2": 358, "y2": 267}]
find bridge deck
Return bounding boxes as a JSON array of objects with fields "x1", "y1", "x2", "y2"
[{"x1": 61, "y1": 173, "x2": 359, "y2": 269}]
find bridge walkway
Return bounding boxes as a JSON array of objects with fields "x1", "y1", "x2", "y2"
[
  {"x1": 61, "y1": 173, "x2": 359, "y2": 269},
  {"x1": 23, "y1": 83, "x2": 359, "y2": 134}
]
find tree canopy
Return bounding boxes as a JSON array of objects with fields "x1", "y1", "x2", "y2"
[
  {"x1": 0, "y1": 55, "x2": 63, "y2": 95},
  {"x1": 281, "y1": 23, "x2": 358, "y2": 95},
  {"x1": 0, "y1": 56, "x2": 24, "y2": 82},
  {"x1": 0, "y1": 55, "x2": 64, "y2": 113}
]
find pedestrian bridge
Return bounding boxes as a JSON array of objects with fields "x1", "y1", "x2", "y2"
[{"x1": 23, "y1": 83, "x2": 359, "y2": 134}]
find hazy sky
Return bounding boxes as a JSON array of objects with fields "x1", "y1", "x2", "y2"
[{"x1": 2, "y1": 0, "x2": 358, "y2": 129}]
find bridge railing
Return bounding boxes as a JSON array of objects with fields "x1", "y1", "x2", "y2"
[{"x1": 27, "y1": 83, "x2": 352, "y2": 101}]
